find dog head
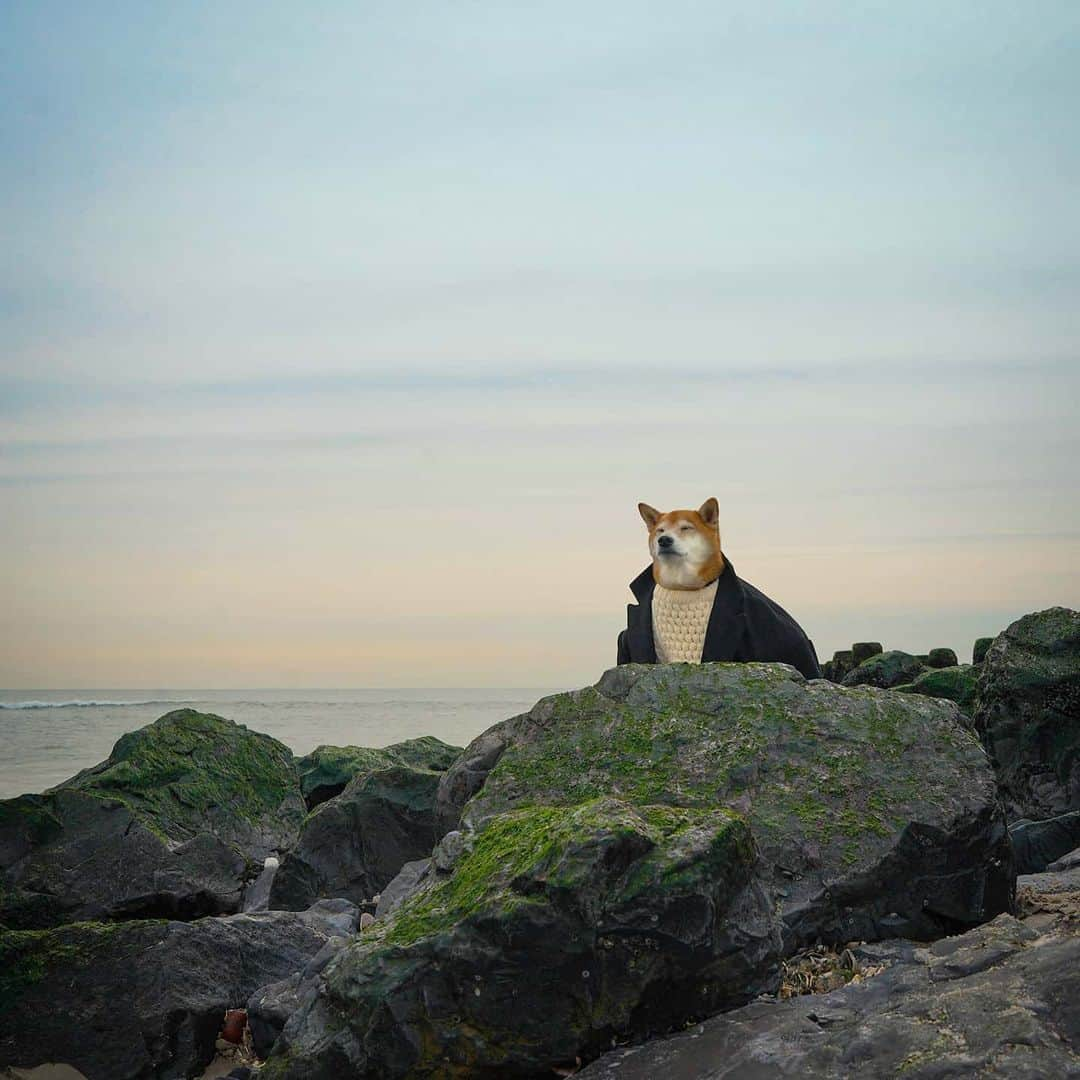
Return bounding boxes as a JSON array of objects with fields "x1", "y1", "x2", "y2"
[{"x1": 638, "y1": 498, "x2": 724, "y2": 589}]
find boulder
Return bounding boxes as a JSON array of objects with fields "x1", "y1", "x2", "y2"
[
  {"x1": 1018, "y1": 861, "x2": 1080, "y2": 898},
  {"x1": 830, "y1": 650, "x2": 855, "y2": 682},
  {"x1": 0, "y1": 710, "x2": 305, "y2": 928},
  {"x1": 973, "y1": 607, "x2": 1080, "y2": 820},
  {"x1": 851, "y1": 642, "x2": 883, "y2": 666},
  {"x1": 0, "y1": 901, "x2": 357, "y2": 1080},
  {"x1": 1009, "y1": 810, "x2": 1080, "y2": 874},
  {"x1": 295, "y1": 736, "x2": 461, "y2": 809},
  {"x1": 269, "y1": 763, "x2": 446, "y2": 911},
  {"x1": 842, "y1": 650, "x2": 925, "y2": 690},
  {"x1": 925, "y1": 647, "x2": 959, "y2": 669},
  {"x1": 374, "y1": 857, "x2": 432, "y2": 918},
  {"x1": 575, "y1": 914, "x2": 1079, "y2": 1079},
  {"x1": 893, "y1": 664, "x2": 978, "y2": 714},
  {"x1": 973, "y1": 636, "x2": 994, "y2": 665},
  {"x1": 247, "y1": 936, "x2": 350, "y2": 1058},
  {"x1": 1048, "y1": 845, "x2": 1080, "y2": 872},
  {"x1": 262, "y1": 663, "x2": 1011, "y2": 1080}
]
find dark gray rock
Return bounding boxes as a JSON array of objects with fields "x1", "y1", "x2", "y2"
[
  {"x1": 374, "y1": 857, "x2": 432, "y2": 918},
  {"x1": 842, "y1": 650, "x2": 925, "y2": 689},
  {"x1": 0, "y1": 790, "x2": 250, "y2": 928},
  {"x1": 926, "y1": 647, "x2": 959, "y2": 669},
  {"x1": 434, "y1": 714, "x2": 524, "y2": 836},
  {"x1": 0, "y1": 710, "x2": 305, "y2": 929},
  {"x1": 973, "y1": 636, "x2": 994, "y2": 665},
  {"x1": 1018, "y1": 862, "x2": 1080, "y2": 895},
  {"x1": 0, "y1": 904, "x2": 351, "y2": 1080},
  {"x1": 974, "y1": 607, "x2": 1080, "y2": 819},
  {"x1": 851, "y1": 642, "x2": 883, "y2": 666},
  {"x1": 1009, "y1": 811, "x2": 1080, "y2": 874},
  {"x1": 269, "y1": 763, "x2": 444, "y2": 911},
  {"x1": 294, "y1": 736, "x2": 461, "y2": 809},
  {"x1": 1049, "y1": 845, "x2": 1080, "y2": 872},
  {"x1": 261, "y1": 663, "x2": 1011, "y2": 1080},
  {"x1": 576, "y1": 915, "x2": 1080, "y2": 1079},
  {"x1": 248, "y1": 936, "x2": 350, "y2": 1058},
  {"x1": 830, "y1": 649, "x2": 855, "y2": 682},
  {"x1": 432, "y1": 829, "x2": 464, "y2": 873}
]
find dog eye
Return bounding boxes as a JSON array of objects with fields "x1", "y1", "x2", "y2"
[{"x1": 679, "y1": 525, "x2": 691, "y2": 532}]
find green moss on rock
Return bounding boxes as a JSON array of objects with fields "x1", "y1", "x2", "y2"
[
  {"x1": 296, "y1": 736, "x2": 461, "y2": 808},
  {"x1": 381, "y1": 799, "x2": 752, "y2": 948},
  {"x1": 0, "y1": 920, "x2": 155, "y2": 1014},
  {"x1": 262, "y1": 663, "x2": 1011, "y2": 1080},
  {"x1": 974, "y1": 607, "x2": 1080, "y2": 819},
  {"x1": 60, "y1": 709, "x2": 304, "y2": 854},
  {"x1": 894, "y1": 665, "x2": 978, "y2": 713},
  {"x1": 841, "y1": 651, "x2": 925, "y2": 689}
]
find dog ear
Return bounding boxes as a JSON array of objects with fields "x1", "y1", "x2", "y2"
[
  {"x1": 698, "y1": 498, "x2": 719, "y2": 529},
  {"x1": 638, "y1": 503, "x2": 660, "y2": 529}
]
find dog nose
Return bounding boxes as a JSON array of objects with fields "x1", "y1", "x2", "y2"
[{"x1": 657, "y1": 535, "x2": 674, "y2": 548}]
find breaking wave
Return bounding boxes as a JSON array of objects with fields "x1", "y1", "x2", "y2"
[{"x1": 0, "y1": 699, "x2": 193, "y2": 710}]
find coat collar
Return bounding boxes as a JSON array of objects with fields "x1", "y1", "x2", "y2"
[{"x1": 628, "y1": 556, "x2": 745, "y2": 662}]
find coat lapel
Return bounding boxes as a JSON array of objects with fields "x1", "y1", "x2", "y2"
[
  {"x1": 702, "y1": 556, "x2": 746, "y2": 661},
  {"x1": 627, "y1": 566, "x2": 657, "y2": 663}
]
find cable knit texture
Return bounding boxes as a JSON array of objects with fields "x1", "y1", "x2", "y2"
[{"x1": 651, "y1": 579, "x2": 718, "y2": 663}]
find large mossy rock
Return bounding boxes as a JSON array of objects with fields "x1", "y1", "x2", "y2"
[
  {"x1": 0, "y1": 709, "x2": 305, "y2": 928},
  {"x1": 974, "y1": 607, "x2": 1080, "y2": 820},
  {"x1": 269, "y1": 760, "x2": 449, "y2": 911},
  {"x1": 841, "y1": 650, "x2": 925, "y2": 689},
  {"x1": 894, "y1": 664, "x2": 978, "y2": 714},
  {"x1": 295, "y1": 736, "x2": 460, "y2": 809},
  {"x1": 925, "y1": 647, "x2": 959, "y2": 669},
  {"x1": 0, "y1": 901, "x2": 357, "y2": 1080},
  {"x1": 263, "y1": 663, "x2": 1011, "y2": 1080}
]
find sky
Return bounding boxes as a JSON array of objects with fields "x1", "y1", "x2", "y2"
[{"x1": 1, "y1": 2, "x2": 1078, "y2": 688}]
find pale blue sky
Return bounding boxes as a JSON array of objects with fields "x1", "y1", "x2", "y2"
[{"x1": 1, "y1": 2, "x2": 1078, "y2": 686}]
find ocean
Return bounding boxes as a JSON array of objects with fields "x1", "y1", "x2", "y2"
[{"x1": 0, "y1": 688, "x2": 554, "y2": 800}]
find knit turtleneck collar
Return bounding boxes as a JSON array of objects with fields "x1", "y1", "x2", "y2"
[{"x1": 626, "y1": 555, "x2": 745, "y2": 664}]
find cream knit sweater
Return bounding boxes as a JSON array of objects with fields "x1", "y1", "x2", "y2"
[{"x1": 651, "y1": 579, "x2": 718, "y2": 663}]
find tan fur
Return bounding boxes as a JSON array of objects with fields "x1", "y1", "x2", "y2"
[{"x1": 639, "y1": 499, "x2": 725, "y2": 590}]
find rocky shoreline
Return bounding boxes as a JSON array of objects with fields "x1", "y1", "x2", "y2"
[{"x1": 2, "y1": 606, "x2": 1078, "y2": 1079}]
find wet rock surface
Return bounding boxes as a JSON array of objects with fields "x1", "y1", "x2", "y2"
[
  {"x1": 578, "y1": 920, "x2": 1080, "y2": 1078},
  {"x1": 974, "y1": 607, "x2": 1080, "y2": 820},
  {"x1": 578, "y1": 866, "x2": 1080, "y2": 1080},
  {"x1": 0, "y1": 902, "x2": 357, "y2": 1080},
  {"x1": 268, "y1": 761, "x2": 449, "y2": 911},
  {"x1": 247, "y1": 936, "x2": 351, "y2": 1059},
  {"x1": 261, "y1": 662, "x2": 1011, "y2": 1079},
  {"x1": 0, "y1": 710, "x2": 305, "y2": 928},
  {"x1": 1009, "y1": 810, "x2": 1080, "y2": 874}
]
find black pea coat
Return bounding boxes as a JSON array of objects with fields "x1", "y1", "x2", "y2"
[{"x1": 616, "y1": 556, "x2": 822, "y2": 680}]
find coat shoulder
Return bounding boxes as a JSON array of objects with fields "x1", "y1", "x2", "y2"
[{"x1": 738, "y1": 579, "x2": 821, "y2": 678}]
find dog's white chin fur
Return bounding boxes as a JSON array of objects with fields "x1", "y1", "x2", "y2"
[{"x1": 653, "y1": 556, "x2": 711, "y2": 590}]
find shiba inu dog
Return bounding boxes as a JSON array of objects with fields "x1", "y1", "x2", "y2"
[{"x1": 617, "y1": 497, "x2": 821, "y2": 678}]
